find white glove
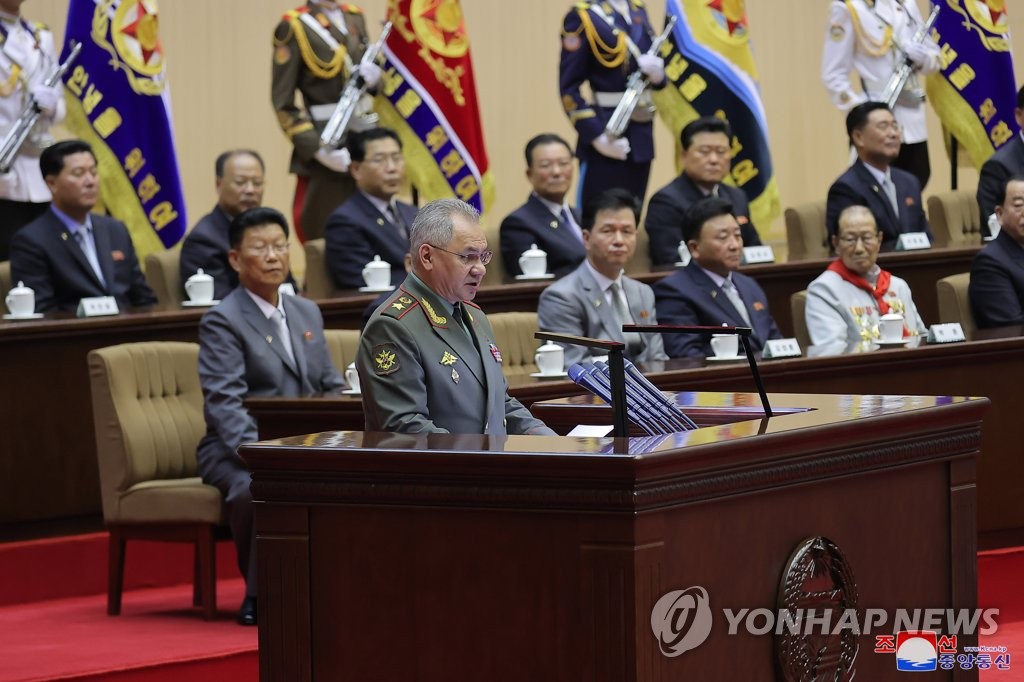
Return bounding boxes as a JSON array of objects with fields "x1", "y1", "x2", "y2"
[
  {"x1": 637, "y1": 53, "x2": 665, "y2": 84},
  {"x1": 314, "y1": 147, "x2": 351, "y2": 173},
  {"x1": 0, "y1": 172, "x2": 18, "y2": 195},
  {"x1": 358, "y1": 62, "x2": 382, "y2": 89},
  {"x1": 592, "y1": 133, "x2": 630, "y2": 161},
  {"x1": 903, "y1": 42, "x2": 933, "y2": 69},
  {"x1": 30, "y1": 83, "x2": 61, "y2": 115}
]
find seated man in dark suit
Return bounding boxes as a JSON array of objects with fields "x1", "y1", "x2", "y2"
[
  {"x1": 324, "y1": 128, "x2": 416, "y2": 290},
  {"x1": 179, "y1": 150, "x2": 266, "y2": 300},
  {"x1": 977, "y1": 85, "x2": 1024, "y2": 238},
  {"x1": 499, "y1": 133, "x2": 586, "y2": 277},
  {"x1": 645, "y1": 116, "x2": 762, "y2": 267},
  {"x1": 196, "y1": 206, "x2": 346, "y2": 625},
  {"x1": 538, "y1": 188, "x2": 667, "y2": 368},
  {"x1": 826, "y1": 101, "x2": 931, "y2": 250},
  {"x1": 969, "y1": 176, "x2": 1024, "y2": 329},
  {"x1": 9, "y1": 140, "x2": 157, "y2": 313},
  {"x1": 653, "y1": 197, "x2": 782, "y2": 358}
]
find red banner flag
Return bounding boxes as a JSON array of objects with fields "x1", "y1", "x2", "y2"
[{"x1": 376, "y1": 0, "x2": 494, "y2": 212}]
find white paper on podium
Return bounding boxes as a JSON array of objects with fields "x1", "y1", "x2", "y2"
[{"x1": 567, "y1": 424, "x2": 615, "y2": 437}]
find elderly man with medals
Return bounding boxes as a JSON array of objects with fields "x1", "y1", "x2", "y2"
[{"x1": 822, "y1": 0, "x2": 940, "y2": 189}]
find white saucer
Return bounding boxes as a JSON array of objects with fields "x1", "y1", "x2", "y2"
[
  {"x1": 182, "y1": 300, "x2": 220, "y2": 307},
  {"x1": 705, "y1": 354, "x2": 745, "y2": 363},
  {"x1": 341, "y1": 388, "x2": 362, "y2": 395},
  {"x1": 3, "y1": 312, "x2": 43, "y2": 320},
  {"x1": 515, "y1": 273, "x2": 555, "y2": 281},
  {"x1": 358, "y1": 285, "x2": 395, "y2": 293},
  {"x1": 874, "y1": 338, "x2": 911, "y2": 346},
  {"x1": 530, "y1": 371, "x2": 566, "y2": 378}
]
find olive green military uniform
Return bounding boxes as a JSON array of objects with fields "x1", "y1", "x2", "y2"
[
  {"x1": 358, "y1": 273, "x2": 556, "y2": 436},
  {"x1": 271, "y1": 2, "x2": 368, "y2": 240}
]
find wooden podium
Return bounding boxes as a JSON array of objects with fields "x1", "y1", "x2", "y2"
[{"x1": 241, "y1": 392, "x2": 986, "y2": 681}]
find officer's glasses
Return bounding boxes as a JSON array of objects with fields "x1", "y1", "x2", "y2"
[{"x1": 428, "y1": 244, "x2": 492, "y2": 266}]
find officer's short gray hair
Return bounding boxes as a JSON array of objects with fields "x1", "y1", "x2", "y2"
[{"x1": 410, "y1": 198, "x2": 480, "y2": 254}]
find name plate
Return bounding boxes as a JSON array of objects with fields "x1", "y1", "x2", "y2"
[
  {"x1": 895, "y1": 232, "x2": 931, "y2": 251},
  {"x1": 77, "y1": 296, "x2": 119, "y2": 318},
  {"x1": 928, "y1": 323, "x2": 966, "y2": 344},
  {"x1": 762, "y1": 337, "x2": 802, "y2": 359},
  {"x1": 741, "y1": 245, "x2": 776, "y2": 264}
]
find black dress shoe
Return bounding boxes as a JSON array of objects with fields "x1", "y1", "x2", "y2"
[{"x1": 237, "y1": 596, "x2": 257, "y2": 626}]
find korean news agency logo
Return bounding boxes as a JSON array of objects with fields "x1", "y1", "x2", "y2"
[
  {"x1": 649, "y1": 586, "x2": 714, "y2": 657},
  {"x1": 874, "y1": 631, "x2": 1013, "y2": 673}
]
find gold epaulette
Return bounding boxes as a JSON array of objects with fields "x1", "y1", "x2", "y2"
[
  {"x1": 340, "y1": 3, "x2": 363, "y2": 14},
  {"x1": 380, "y1": 292, "x2": 420, "y2": 320},
  {"x1": 286, "y1": 8, "x2": 347, "y2": 79}
]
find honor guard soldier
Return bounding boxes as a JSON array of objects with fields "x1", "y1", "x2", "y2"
[
  {"x1": 559, "y1": 0, "x2": 666, "y2": 209},
  {"x1": 0, "y1": 0, "x2": 65, "y2": 260},
  {"x1": 822, "y1": 0, "x2": 940, "y2": 189},
  {"x1": 271, "y1": 1, "x2": 382, "y2": 242}
]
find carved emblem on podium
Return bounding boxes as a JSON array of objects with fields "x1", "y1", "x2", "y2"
[{"x1": 776, "y1": 536, "x2": 859, "y2": 681}]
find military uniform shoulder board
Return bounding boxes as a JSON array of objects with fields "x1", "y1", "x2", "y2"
[
  {"x1": 340, "y1": 3, "x2": 363, "y2": 14},
  {"x1": 283, "y1": 6, "x2": 309, "y2": 20},
  {"x1": 379, "y1": 292, "x2": 419, "y2": 320},
  {"x1": 463, "y1": 300, "x2": 482, "y2": 311}
]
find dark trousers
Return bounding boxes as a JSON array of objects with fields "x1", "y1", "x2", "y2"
[
  {"x1": 292, "y1": 164, "x2": 356, "y2": 243},
  {"x1": 577, "y1": 156, "x2": 652, "y2": 212},
  {"x1": 895, "y1": 141, "x2": 930, "y2": 191},
  {"x1": 0, "y1": 199, "x2": 49, "y2": 261},
  {"x1": 203, "y1": 458, "x2": 256, "y2": 597}
]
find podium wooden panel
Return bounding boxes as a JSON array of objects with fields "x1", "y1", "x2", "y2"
[{"x1": 241, "y1": 392, "x2": 985, "y2": 681}]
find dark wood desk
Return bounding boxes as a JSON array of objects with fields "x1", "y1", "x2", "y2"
[
  {"x1": 250, "y1": 334, "x2": 1024, "y2": 545},
  {"x1": 0, "y1": 244, "x2": 984, "y2": 527},
  {"x1": 242, "y1": 393, "x2": 984, "y2": 681}
]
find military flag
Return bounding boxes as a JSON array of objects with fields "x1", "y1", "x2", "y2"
[
  {"x1": 375, "y1": 0, "x2": 494, "y2": 213},
  {"x1": 651, "y1": 0, "x2": 779, "y2": 232},
  {"x1": 925, "y1": 0, "x2": 1016, "y2": 168},
  {"x1": 59, "y1": 0, "x2": 186, "y2": 260}
]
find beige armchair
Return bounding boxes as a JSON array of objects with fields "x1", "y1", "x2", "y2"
[
  {"x1": 324, "y1": 328, "x2": 361, "y2": 371},
  {"x1": 303, "y1": 238, "x2": 342, "y2": 299},
  {"x1": 0, "y1": 260, "x2": 10, "y2": 296},
  {"x1": 790, "y1": 290, "x2": 810, "y2": 349},
  {"x1": 784, "y1": 201, "x2": 829, "y2": 260},
  {"x1": 936, "y1": 273, "x2": 975, "y2": 341},
  {"x1": 144, "y1": 248, "x2": 183, "y2": 311},
  {"x1": 88, "y1": 341, "x2": 225, "y2": 619},
  {"x1": 927, "y1": 190, "x2": 982, "y2": 248},
  {"x1": 487, "y1": 312, "x2": 540, "y2": 376}
]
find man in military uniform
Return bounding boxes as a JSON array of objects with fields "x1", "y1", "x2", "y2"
[
  {"x1": 0, "y1": 0, "x2": 64, "y2": 260},
  {"x1": 357, "y1": 198, "x2": 556, "y2": 436},
  {"x1": 271, "y1": 1, "x2": 382, "y2": 242},
  {"x1": 559, "y1": 0, "x2": 666, "y2": 208},
  {"x1": 822, "y1": 0, "x2": 940, "y2": 189}
]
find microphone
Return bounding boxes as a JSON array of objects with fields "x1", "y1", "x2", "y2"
[
  {"x1": 568, "y1": 363, "x2": 659, "y2": 435},
  {"x1": 584, "y1": 364, "x2": 662, "y2": 435},
  {"x1": 592, "y1": 362, "x2": 677, "y2": 434},
  {"x1": 622, "y1": 359, "x2": 698, "y2": 430}
]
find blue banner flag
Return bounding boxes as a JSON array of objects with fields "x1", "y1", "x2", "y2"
[
  {"x1": 651, "y1": 0, "x2": 780, "y2": 232},
  {"x1": 59, "y1": 0, "x2": 186, "y2": 258},
  {"x1": 925, "y1": 0, "x2": 1016, "y2": 168}
]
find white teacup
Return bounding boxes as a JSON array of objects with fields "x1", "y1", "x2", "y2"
[
  {"x1": 534, "y1": 341, "x2": 564, "y2": 375},
  {"x1": 519, "y1": 244, "x2": 548, "y2": 278},
  {"x1": 184, "y1": 268, "x2": 214, "y2": 303},
  {"x1": 362, "y1": 255, "x2": 391, "y2": 289},
  {"x1": 677, "y1": 241, "x2": 691, "y2": 266},
  {"x1": 5, "y1": 281, "x2": 35, "y2": 317},
  {"x1": 878, "y1": 312, "x2": 905, "y2": 343},
  {"x1": 710, "y1": 333, "x2": 739, "y2": 358},
  {"x1": 345, "y1": 362, "x2": 360, "y2": 392}
]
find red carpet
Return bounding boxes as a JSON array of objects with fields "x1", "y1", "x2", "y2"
[
  {"x1": 0, "y1": 579, "x2": 256, "y2": 682},
  {"x1": 980, "y1": 547, "x2": 1024, "y2": 681}
]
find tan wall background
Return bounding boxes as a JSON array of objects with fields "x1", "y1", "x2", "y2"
[{"x1": 29, "y1": 1, "x2": 1024, "y2": 253}]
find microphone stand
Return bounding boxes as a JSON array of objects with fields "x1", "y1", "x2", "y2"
[
  {"x1": 535, "y1": 332, "x2": 630, "y2": 437},
  {"x1": 624, "y1": 324, "x2": 774, "y2": 419}
]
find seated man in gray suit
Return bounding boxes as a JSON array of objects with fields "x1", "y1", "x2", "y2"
[
  {"x1": 196, "y1": 206, "x2": 346, "y2": 626},
  {"x1": 538, "y1": 188, "x2": 667, "y2": 369}
]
